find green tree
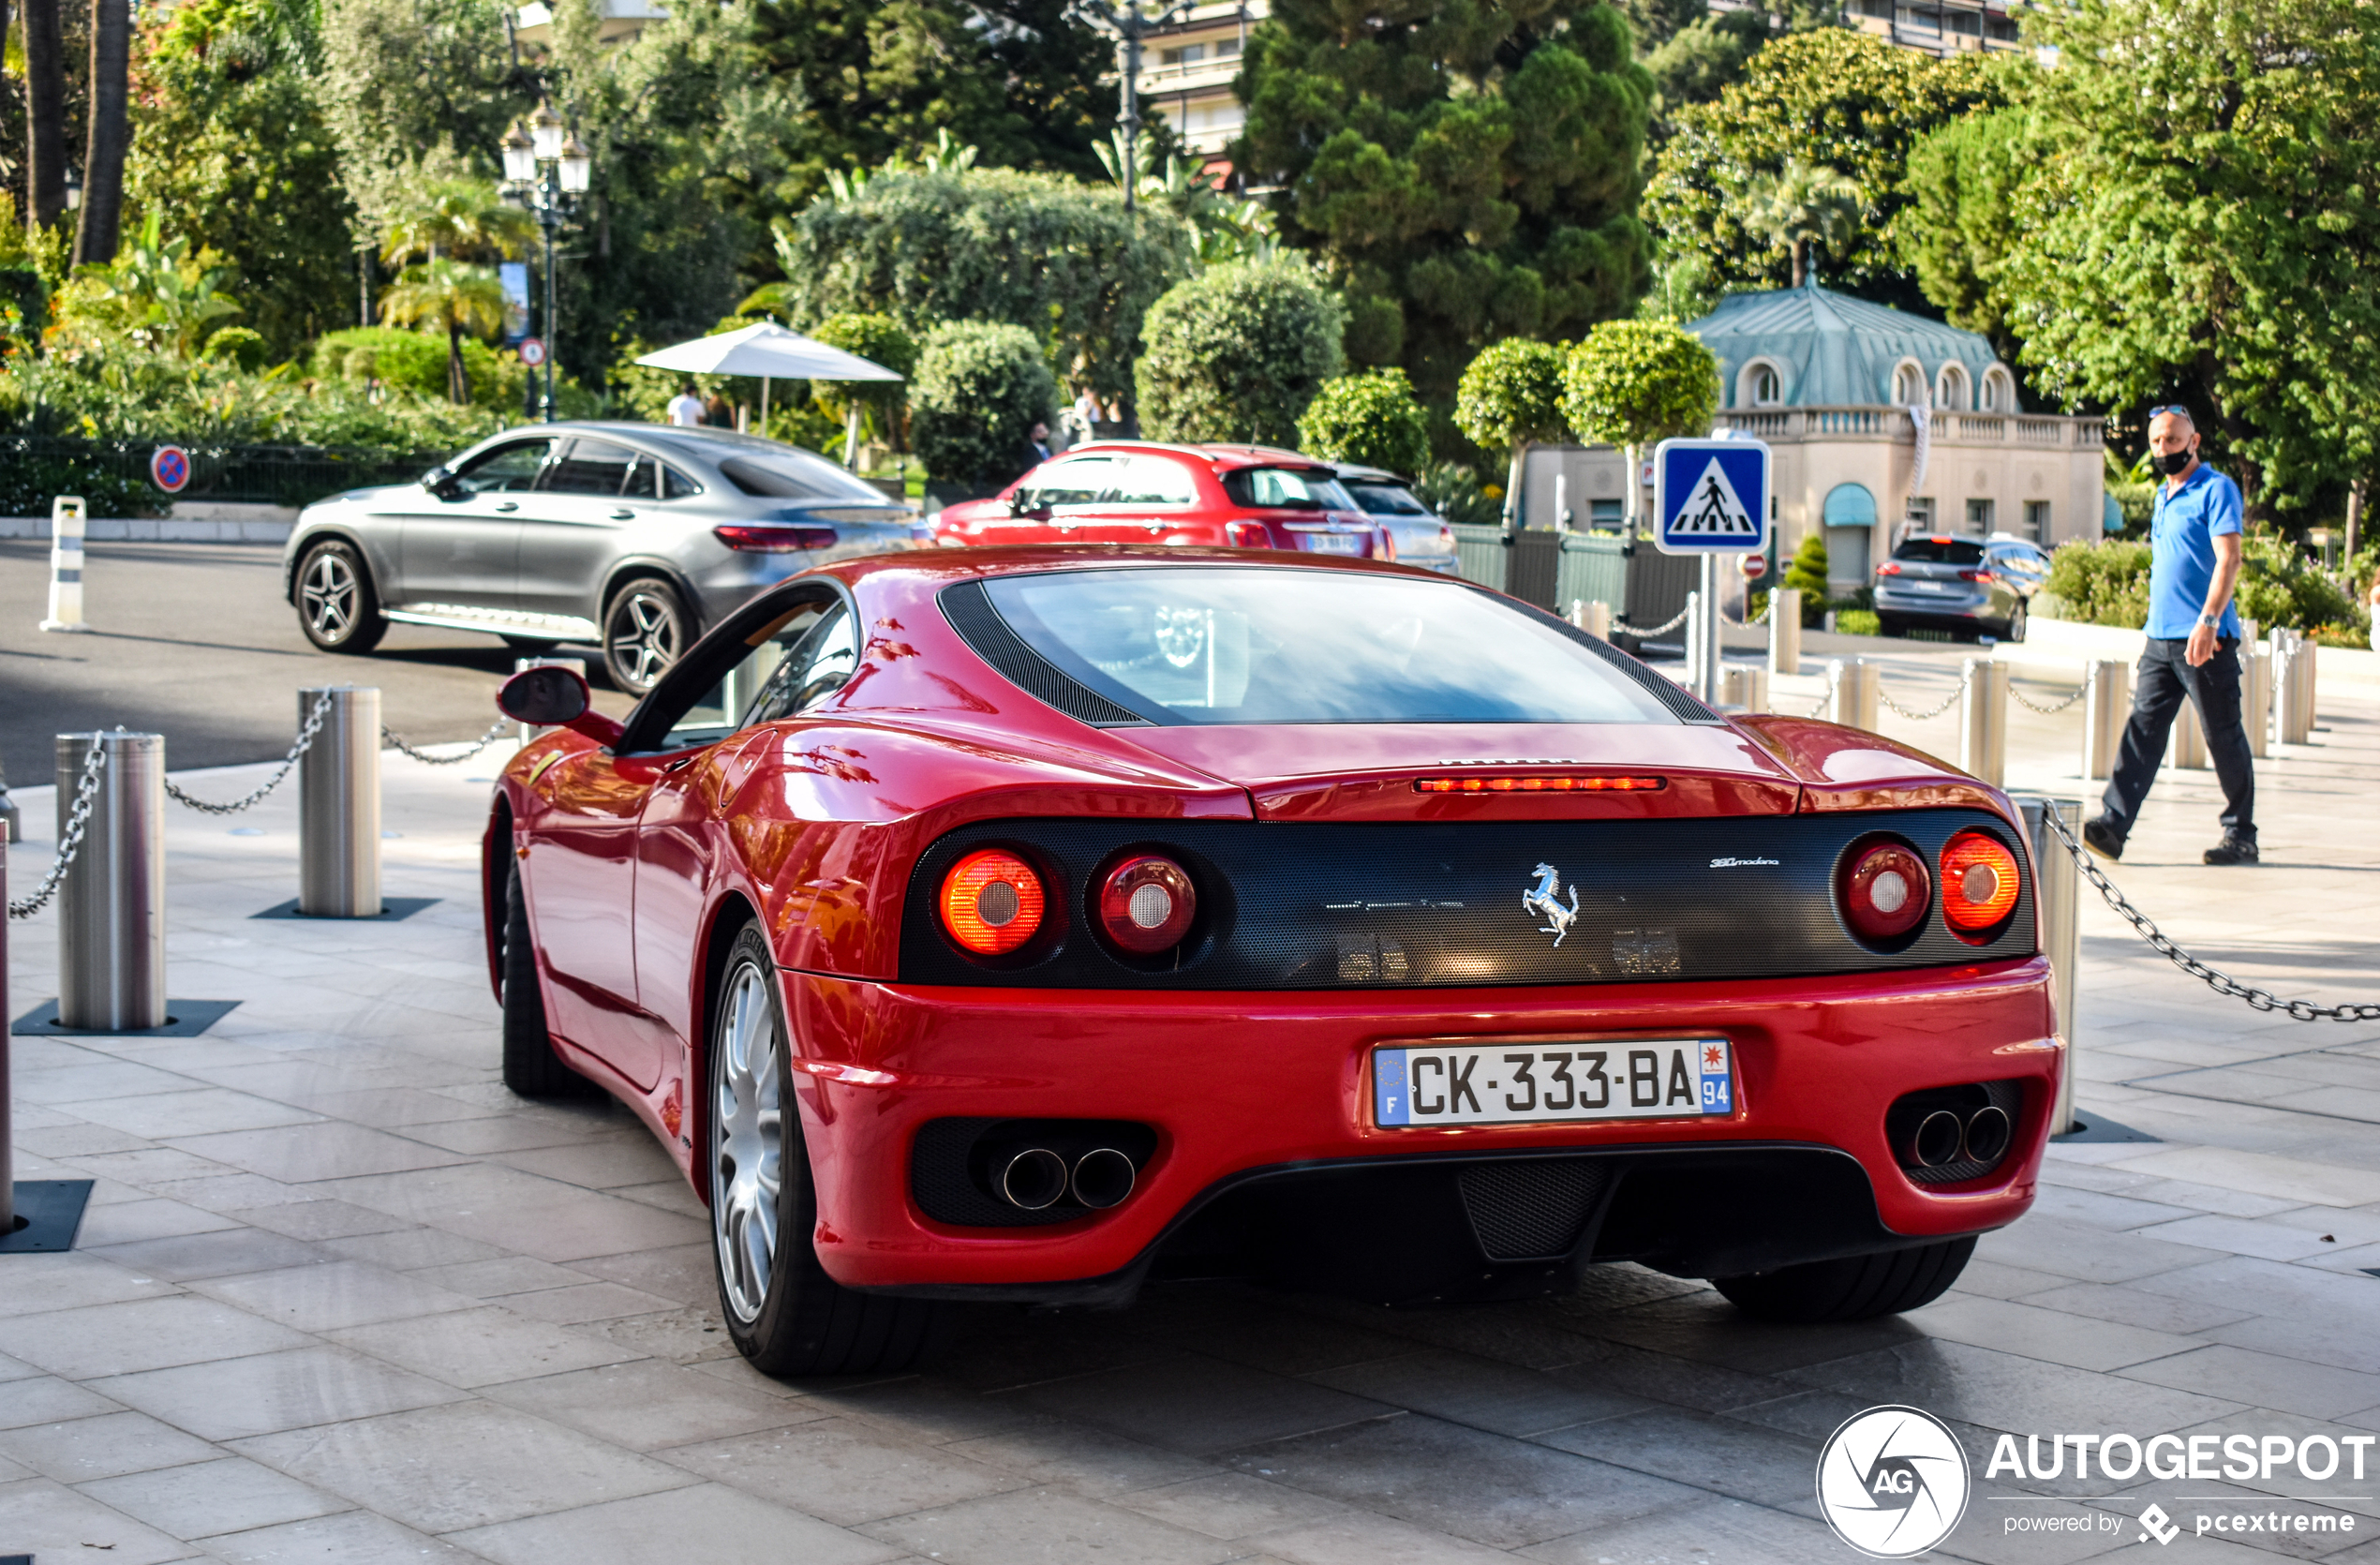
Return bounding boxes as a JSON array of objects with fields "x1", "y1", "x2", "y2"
[
  {"x1": 1236, "y1": 0, "x2": 1655, "y2": 397},
  {"x1": 124, "y1": 0, "x2": 357, "y2": 359},
  {"x1": 316, "y1": 0, "x2": 522, "y2": 243},
  {"x1": 770, "y1": 166, "x2": 1192, "y2": 404},
  {"x1": 910, "y1": 320, "x2": 1057, "y2": 493},
  {"x1": 1560, "y1": 320, "x2": 1718, "y2": 525},
  {"x1": 51, "y1": 209, "x2": 243, "y2": 356},
  {"x1": 379, "y1": 179, "x2": 533, "y2": 268},
  {"x1": 805, "y1": 311, "x2": 919, "y2": 447},
  {"x1": 1898, "y1": 108, "x2": 2027, "y2": 349},
  {"x1": 1946, "y1": 0, "x2": 2380, "y2": 516},
  {"x1": 1297, "y1": 368, "x2": 1433, "y2": 476},
  {"x1": 1738, "y1": 160, "x2": 1864, "y2": 290},
  {"x1": 1454, "y1": 338, "x2": 1573, "y2": 522},
  {"x1": 1645, "y1": 29, "x2": 2002, "y2": 303},
  {"x1": 1134, "y1": 257, "x2": 1346, "y2": 447},
  {"x1": 379, "y1": 258, "x2": 507, "y2": 404},
  {"x1": 1780, "y1": 529, "x2": 1829, "y2": 624}
]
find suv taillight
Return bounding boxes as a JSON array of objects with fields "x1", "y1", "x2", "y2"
[
  {"x1": 1876, "y1": 562, "x2": 1902, "y2": 576},
  {"x1": 1224, "y1": 521, "x2": 1270, "y2": 547},
  {"x1": 716, "y1": 524, "x2": 837, "y2": 552},
  {"x1": 1838, "y1": 838, "x2": 1930, "y2": 944}
]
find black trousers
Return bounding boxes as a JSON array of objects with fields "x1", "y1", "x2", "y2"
[{"x1": 2099, "y1": 636, "x2": 2255, "y2": 842}]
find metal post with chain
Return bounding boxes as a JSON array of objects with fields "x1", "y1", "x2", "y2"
[
  {"x1": 5, "y1": 743, "x2": 106, "y2": 921},
  {"x1": 1877, "y1": 670, "x2": 1970, "y2": 723},
  {"x1": 162, "y1": 691, "x2": 335, "y2": 815},
  {"x1": 2041, "y1": 808, "x2": 2380, "y2": 1023},
  {"x1": 381, "y1": 716, "x2": 513, "y2": 766},
  {"x1": 1613, "y1": 604, "x2": 1694, "y2": 639},
  {"x1": 2010, "y1": 680, "x2": 2089, "y2": 715}
]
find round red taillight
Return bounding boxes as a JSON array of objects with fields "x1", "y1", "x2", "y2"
[
  {"x1": 1940, "y1": 829, "x2": 2020, "y2": 941},
  {"x1": 939, "y1": 849, "x2": 1046, "y2": 956},
  {"x1": 1097, "y1": 855, "x2": 1197, "y2": 954},
  {"x1": 1839, "y1": 839, "x2": 1931, "y2": 944}
]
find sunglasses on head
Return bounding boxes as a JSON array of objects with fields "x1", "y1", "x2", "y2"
[{"x1": 2148, "y1": 404, "x2": 2194, "y2": 421}]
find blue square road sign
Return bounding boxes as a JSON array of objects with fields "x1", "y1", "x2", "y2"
[{"x1": 1654, "y1": 438, "x2": 1771, "y2": 556}]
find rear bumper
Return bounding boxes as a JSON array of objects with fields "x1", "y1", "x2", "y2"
[{"x1": 781, "y1": 959, "x2": 2059, "y2": 1301}]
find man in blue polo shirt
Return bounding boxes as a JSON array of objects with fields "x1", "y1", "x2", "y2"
[{"x1": 2082, "y1": 406, "x2": 2256, "y2": 865}]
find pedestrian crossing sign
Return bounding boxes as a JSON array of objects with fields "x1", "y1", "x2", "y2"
[{"x1": 1653, "y1": 437, "x2": 1770, "y2": 556}]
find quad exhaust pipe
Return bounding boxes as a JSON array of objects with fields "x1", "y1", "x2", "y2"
[
  {"x1": 992, "y1": 1145, "x2": 1138, "y2": 1211},
  {"x1": 1908, "y1": 1105, "x2": 2014, "y2": 1170}
]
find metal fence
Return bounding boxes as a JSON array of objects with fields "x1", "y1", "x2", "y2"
[
  {"x1": 1450, "y1": 525, "x2": 1702, "y2": 637},
  {"x1": 2, "y1": 434, "x2": 439, "y2": 514}
]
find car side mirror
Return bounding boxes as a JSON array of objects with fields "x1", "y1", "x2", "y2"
[
  {"x1": 497, "y1": 665, "x2": 623, "y2": 746},
  {"x1": 1005, "y1": 490, "x2": 1033, "y2": 516},
  {"x1": 424, "y1": 466, "x2": 462, "y2": 500}
]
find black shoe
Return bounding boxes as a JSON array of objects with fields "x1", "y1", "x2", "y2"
[
  {"x1": 2204, "y1": 836, "x2": 2259, "y2": 866},
  {"x1": 2081, "y1": 818, "x2": 2125, "y2": 862}
]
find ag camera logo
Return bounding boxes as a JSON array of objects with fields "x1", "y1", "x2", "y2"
[{"x1": 1817, "y1": 1405, "x2": 1971, "y2": 1558}]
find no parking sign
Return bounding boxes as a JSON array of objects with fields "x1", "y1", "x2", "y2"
[{"x1": 150, "y1": 445, "x2": 191, "y2": 494}]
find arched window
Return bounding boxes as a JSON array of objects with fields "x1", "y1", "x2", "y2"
[
  {"x1": 1936, "y1": 364, "x2": 1969, "y2": 411},
  {"x1": 1980, "y1": 367, "x2": 2014, "y2": 412},
  {"x1": 1894, "y1": 363, "x2": 1927, "y2": 407},
  {"x1": 1752, "y1": 365, "x2": 1780, "y2": 406}
]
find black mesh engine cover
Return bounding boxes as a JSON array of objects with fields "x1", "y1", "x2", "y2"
[{"x1": 897, "y1": 809, "x2": 2036, "y2": 990}]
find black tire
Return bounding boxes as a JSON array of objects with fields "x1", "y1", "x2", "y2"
[
  {"x1": 294, "y1": 539, "x2": 388, "y2": 654},
  {"x1": 2002, "y1": 603, "x2": 2028, "y2": 644},
  {"x1": 603, "y1": 577, "x2": 692, "y2": 694},
  {"x1": 498, "y1": 860, "x2": 600, "y2": 1099},
  {"x1": 707, "y1": 923, "x2": 948, "y2": 1377},
  {"x1": 1713, "y1": 1236, "x2": 1974, "y2": 1323}
]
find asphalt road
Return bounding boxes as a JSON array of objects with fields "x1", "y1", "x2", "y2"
[{"x1": 0, "y1": 540, "x2": 635, "y2": 786}]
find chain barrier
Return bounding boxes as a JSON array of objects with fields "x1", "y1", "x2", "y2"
[
  {"x1": 1878, "y1": 672, "x2": 1968, "y2": 723},
  {"x1": 382, "y1": 715, "x2": 513, "y2": 766},
  {"x1": 2041, "y1": 809, "x2": 2380, "y2": 1023},
  {"x1": 7, "y1": 742, "x2": 107, "y2": 919},
  {"x1": 1721, "y1": 597, "x2": 1773, "y2": 629},
  {"x1": 163, "y1": 691, "x2": 335, "y2": 816},
  {"x1": 1614, "y1": 604, "x2": 1694, "y2": 638},
  {"x1": 2011, "y1": 680, "x2": 2090, "y2": 715}
]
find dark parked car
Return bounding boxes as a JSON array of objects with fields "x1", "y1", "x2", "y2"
[
  {"x1": 1874, "y1": 533, "x2": 2047, "y2": 642},
  {"x1": 281, "y1": 423, "x2": 915, "y2": 692},
  {"x1": 1331, "y1": 463, "x2": 1460, "y2": 574}
]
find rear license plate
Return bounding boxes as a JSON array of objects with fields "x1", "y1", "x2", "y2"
[
  {"x1": 1302, "y1": 532, "x2": 1363, "y2": 555},
  {"x1": 1374, "y1": 1039, "x2": 1733, "y2": 1127}
]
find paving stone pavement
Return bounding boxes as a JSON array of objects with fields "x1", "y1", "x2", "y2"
[{"x1": 3, "y1": 670, "x2": 2378, "y2": 1565}]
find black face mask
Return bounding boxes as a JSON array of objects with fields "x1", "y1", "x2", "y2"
[{"x1": 2155, "y1": 447, "x2": 2195, "y2": 477}]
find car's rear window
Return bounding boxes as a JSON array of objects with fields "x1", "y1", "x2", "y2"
[
  {"x1": 1222, "y1": 468, "x2": 1357, "y2": 511},
  {"x1": 716, "y1": 450, "x2": 886, "y2": 501},
  {"x1": 1344, "y1": 482, "x2": 1431, "y2": 516},
  {"x1": 976, "y1": 567, "x2": 1679, "y2": 725},
  {"x1": 1894, "y1": 537, "x2": 1986, "y2": 564}
]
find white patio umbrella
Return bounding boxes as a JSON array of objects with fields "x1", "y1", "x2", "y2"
[{"x1": 635, "y1": 321, "x2": 902, "y2": 463}]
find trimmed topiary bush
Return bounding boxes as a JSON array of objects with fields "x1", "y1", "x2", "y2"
[
  {"x1": 911, "y1": 320, "x2": 1057, "y2": 493},
  {"x1": 1782, "y1": 530, "x2": 1830, "y2": 626},
  {"x1": 1296, "y1": 368, "x2": 1431, "y2": 476},
  {"x1": 1453, "y1": 339, "x2": 1572, "y2": 455},
  {"x1": 1134, "y1": 258, "x2": 1346, "y2": 446},
  {"x1": 1560, "y1": 320, "x2": 1719, "y2": 452}
]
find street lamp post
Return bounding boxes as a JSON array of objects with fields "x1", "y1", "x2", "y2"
[
  {"x1": 499, "y1": 102, "x2": 591, "y2": 424},
  {"x1": 1081, "y1": 0, "x2": 1198, "y2": 216}
]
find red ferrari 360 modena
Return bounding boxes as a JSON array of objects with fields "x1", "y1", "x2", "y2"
[{"x1": 484, "y1": 546, "x2": 2058, "y2": 1378}]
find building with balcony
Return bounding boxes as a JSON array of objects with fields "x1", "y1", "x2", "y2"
[
  {"x1": 511, "y1": 0, "x2": 667, "y2": 51},
  {"x1": 1714, "y1": 0, "x2": 2024, "y2": 56},
  {"x1": 1116, "y1": 2, "x2": 1259, "y2": 160},
  {"x1": 1515, "y1": 280, "x2": 2103, "y2": 595}
]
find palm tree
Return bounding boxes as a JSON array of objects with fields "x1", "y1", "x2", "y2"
[
  {"x1": 73, "y1": 0, "x2": 130, "y2": 264},
  {"x1": 379, "y1": 179, "x2": 533, "y2": 268},
  {"x1": 1739, "y1": 161, "x2": 1865, "y2": 289},
  {"x1": 380, "y1": 259, "x2": 508, "y2": 404}
]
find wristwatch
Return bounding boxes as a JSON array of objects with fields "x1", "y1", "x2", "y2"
[{"x1": 2198, "y1": 612, "x2": 2220, "y2": 628}]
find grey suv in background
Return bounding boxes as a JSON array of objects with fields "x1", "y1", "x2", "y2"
[
  {"x1": 281, "y1": 422, "x2": 915, "y2": 690},
  {"x1": 1330, "y1": 463, "x2": 1460, "y2": 574},
  {"x1": 1873, "y1": 531, "x2": 2049, "y2": 643}
]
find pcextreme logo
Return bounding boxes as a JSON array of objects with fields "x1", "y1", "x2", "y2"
[{"x1": 1816, "y1": 1406, "x2": 1971, "y2": 1558}]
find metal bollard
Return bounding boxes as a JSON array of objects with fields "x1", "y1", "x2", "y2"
[
  {"x1": 56, "y1": 732, "x2": 167, "y2": 1032},
  {"x1": 2298, "y1": 637, "x2": 2318, "y2": 738},
  {"x1": 2081, "y1": 658, "x2": 2129, "y2": 781},
  {"x1": 39, "y1": 497, "x2": 93, "y2": 633},
  {"x1": 1960, "y1": 659, "x2": 2008, "y2": 786},
  {"x1": 2169, "y1": 694, "x2": 2207, "y2": 768},
  {"x1": 2243, "y1": 644, "x2": 2270, "y2": 759},
  {"x1": 1567, "y1": 599, "x2": 1612, "y2": 641},
  {"x1": 1768, "y1": 588, "x2": 1802, "y2": 675},
  {"x1": 2, "y1": 843, "x2": 11, "y2": 1232},
  {"x1": 1828, "y1": 658, "x2": 1881, "y2": 732},
  {"x1": 1720, "y1": 664, "x2": 1769, "y2": 712},
  {"x1": 299, "y1": 687, "x2": 382, "y2": 918},
  {"x1": 1683, "y1": 589, "x2": 1704, "y2": 693},
  {"x1": 2275, "y1": 630, "x2": 2313, "y2": 744},
  {"x1": 2014, "y1": 795, "x2": 2083, "y2": 1135},
  {"x1": 0, "y1": 753, "x2": 18, "y2": 843}
]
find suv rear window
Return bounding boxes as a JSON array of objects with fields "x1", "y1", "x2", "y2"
[
  {"x1": 975, "y1": 566, "x2": 1679, "y2": 725},
  {"x1": 717, "y1": 450, "x2": 886, "y2": 501},
  {"x1": 1894, "y1": 537, "x2": 1986, "y2": 564},
  {"x1": 1343, "y1": 482, "x2": 1430, "y2": 515},
  {"x1": 1223, "y1": 468, "x2": 1356, "y2": 511}
]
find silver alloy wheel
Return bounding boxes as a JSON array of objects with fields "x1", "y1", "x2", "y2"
[
  {"x1": 607, "y1": 586, "x2": 681, "y2": 691},
  {"x1": 301, "y1": 550, "x2": 357, "y2": 641},
  {"x1": 712, "y1": 957, "x2": 784, "y2": 1325}
]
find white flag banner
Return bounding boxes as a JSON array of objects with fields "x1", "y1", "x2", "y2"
[{"x1": 1906, "y1": 402, "x2": 1931, "y2": 518}]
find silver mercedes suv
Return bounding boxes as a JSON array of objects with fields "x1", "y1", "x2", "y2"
[{"x1": 281, "y1": 422, "x2": 916, "y2": 690}]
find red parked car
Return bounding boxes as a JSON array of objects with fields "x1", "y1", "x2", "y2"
[
  {"x1": 931, "y1": 441, "x2": 1394, "y2": 559},
  {"x1": 486, "y1": 546, "x2": 2058, "y2": 1378}
]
